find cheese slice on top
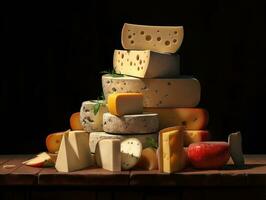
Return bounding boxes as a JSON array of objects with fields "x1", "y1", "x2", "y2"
[
  {"x1": 113, "y1": 50, "x2": 180, "y2": 78},
  {"x1": 121, "y1": 23, "x2": 184, "y2": 54}
]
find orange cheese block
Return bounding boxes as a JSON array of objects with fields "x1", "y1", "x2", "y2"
[
  {"x1": 70, "y1": 112, "x2": 83, "y2": 130},
  {"x1": 46, "y1": 130, "x2": 67, "y2": 153},
  {"x1": 184, "y1": 130, "x2": 210, "y2": 147},
  {"x1": 144, "y1": 108, "x2": 208, "y2": 130},
  {"x1": 107, "y1": 93, "x2": 143, "y2": 116}
]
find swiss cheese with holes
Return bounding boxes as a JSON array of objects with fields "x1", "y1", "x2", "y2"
[
  {"x1": 113, "y1": 50, "x2": 180, "y2": 78},
  {"x1": 121, "y1": 23, "x2": 184, "y2": 54}
]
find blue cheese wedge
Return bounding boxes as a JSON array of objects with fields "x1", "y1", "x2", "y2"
[
  {"x1": 121, "y1": 138, "x2": 142, "y2": 170},
  {"x1": 80, "y1": 100, "x2": 108, "y2": 132},
  {"x1": 103, "y1": 112, "x2": 159, "y2": 134}
]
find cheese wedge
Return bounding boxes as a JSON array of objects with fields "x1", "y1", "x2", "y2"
[
  {"x1": 102, "y1": 74, "x2": 201, "y2": 108},
  {"x1": 80, "y1": 100, "x2": 108, "y2": 132},
  {"x1": 108, "y1": 93, "x2": 143, "y2": 116},
  {"x1": 113, "y1": 50, "x2": 180, "y2": 78},
  {"x1": 144, "y1": 108, "x2": 208, "y2": 129},
  {"x1": 89, "y1": 131, "x2": 158, "y2": 153},
  {"x1": 95, "y1": 139, "x2": 121, "y2": 172},
  {"x1": 228, "y1": 132, "x2": 245, "y2": 167},
  {"x1": 121, "y1": 138, "x2": 142, "y2": 170},
  {"x1": 158, "y1": 126, "x2": 187, "y2": 173},
  {"x1": 55, "y1": 131, "x2": 93, "y2": 172},
  {"x1": 103, "y1": 112, "x2": 159, "y2": 134},
  {"x1": 121, "y1": 23, "x2": 184, "y2": 53},
  {"x1": 184, "y1": 130, "x2": 210, "y2": 146}
]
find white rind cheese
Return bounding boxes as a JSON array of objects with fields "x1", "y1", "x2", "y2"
[
  {"x1": 102, "y1": 74, "x2": 201, "y2": 108},
  {"x1": 95, "y1": 139, "x2": 121, "y2": 171},
  {"x1": 121, "y1": 138, "x2": 142, "y2": 170},
  {"x1": 80, "y1": 100, "x2": 108, "y2": 132},
  {"x1": 55, "y1": 131, "x2": 93, "y2": 172},
  {"x1": 103, "y1": 112, "x2": 159, "y2": 134},
  {"x1": 121, "y1": 23, "x2": 184, "y2": 54},
  {"x1": 113, "y1": 50, "x2": 180, "y2": 78},
  {"x1": 89, "y1": 131, "x2": 158, "y2": 153}
]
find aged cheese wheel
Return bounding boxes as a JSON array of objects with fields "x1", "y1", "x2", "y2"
[
  {"x1": 103, "y1": 112, "x2": 159, "y2": 134},
  {"x1": 102, "y1": 74, "x2": 201, "y2": 108}
]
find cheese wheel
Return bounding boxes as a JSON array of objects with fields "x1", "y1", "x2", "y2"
[
  {"x1": 102, "y1": 74, "x2": 201, "y2": 108},
  {"x1": 70, "y1": 112, "x2": 83, "y2": 130},
  {"x1": 121, "y1": 23, "x2": 184, "y2": 54},
  {"x1": 80, "y1": 100, "x2": 108, "y2": 132},
  {"x1": 144, "y1": 108, "x2": 208, "y2": 129},
  {"x1": 108, "y1": 93, "x2": 143, "y2": 116},
  {"x1": 103, "y1": 112, "x2": 159, "y2": 134},
  {"x1": 121, "y1": 138, "x2": 142, "y2": 170},
  {"x1": 89, "y1": 132, "x2": 158, "y2": 153},
  {"x1": 113, "y1": 50, "x2": 180, "y2": 78}
]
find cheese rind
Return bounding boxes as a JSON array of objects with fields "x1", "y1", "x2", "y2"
[
  {"x1": 113, "y1": 50, "x2": 180, "y2": 78},
  {"x1": 121, "y1": 138, "x2": 142, "y2": 170},
  {"x1": 121, "y1": 23, "x2": 184, "y2": 54},
  {"x1": 158, "y1": 127, "x2": 186, "y2": 173},
  {"x1": 80, "y1": 100, "x2": 108, "y2": 132},
  {"x1": 95, "y1": 139, "x2": 121, "y2": 171},
  {"x1": 144, "y1": 108, "x2": 208, "y2": 129},
  {"x1": 108, "y1": 93, "x2": 143, "y2": 116},
  {"x1": 102, "y1": 74, "x2": 201, "y2": 108},
  {"x1": 89, "y1": 131, "x2": 158, "y2": 153},
  {"x1": 55, "y1": 130, "x2": 93, "y2": 172},
  {"x1": 103, "y1": 112, "x2": 159, "y2": 134}
]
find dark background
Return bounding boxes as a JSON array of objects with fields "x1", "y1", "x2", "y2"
[{"x1": 1, "y1": 1, "x2": 265, "y2": 154}]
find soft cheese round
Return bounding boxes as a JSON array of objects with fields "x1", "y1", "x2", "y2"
[
  {"x1": 103, "y1": 112, "x2": 159, "y2": 134},
  {"x1": 80, "y1": 100, "x2": 108, "y2": 132},
  {"x1": 102, "y1": 74, "x2": 201, "y2": 108},
  {"x1": 121, "y1": 138, "x2": 142, "y2": 170},
  {"x1": 89, "y1": 132, "x2": 158, "y2": 153}
]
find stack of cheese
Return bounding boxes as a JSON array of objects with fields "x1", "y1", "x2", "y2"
[{"x1": 101, "y1": 23, "x2": 210, "y2": 173}]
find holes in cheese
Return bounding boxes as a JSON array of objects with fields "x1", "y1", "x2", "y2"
[
  {"x1": 158, "y1": 127, "x2": 187, "y2": 173},
  {"x1": 143, "y1": 108, "x2": 209, "y2": 129},
  {"x1": 95, "y1": 139, "x2": 121, "y2": 172},
  {"x1": 80, "y1": 100, "x2": 108, "y2": 132},
  {"x1": 121, "y1": 23, "x2": 184, "y2": 54},
  {"x1": 89, "y1": 132, "x2": 158, "y2": 153},
  {"x1": 103, "y1": 112, "x2": 159, "y2": 134},
  {"x1": 102, "y1": 74, "x2": 201, "y2": 108},
  {"x1": 113, "y1": 50, "x2": 180, "y2": 78},
  {"x1": 121, "y1": 138, "x2": 142, "y2": 170},
  {"x1": 107, "y1": 93, "x2": 143, "y2": 116}
]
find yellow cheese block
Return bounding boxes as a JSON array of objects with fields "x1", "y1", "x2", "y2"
[
  {"x1": 158, "y1": 126, "x2": 187, "y2": 173},
  {"x1": 144, "y1": 108, "x2": 208, "y2": 129},
  {"x1": 121, "y1": 23, "x2": 184, "y2": 54},
  {"x1": 108, "y1": 93, "x2": 143, "y2": 116}
]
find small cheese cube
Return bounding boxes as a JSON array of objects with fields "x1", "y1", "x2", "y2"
[
  {"x1": 80, "y1": 100, "x2": 108, "y2": 132},
  {"x1": 113, "y1": 50, "x2": 180, "y2": 78},
  {"x1": 121, "y1": 138, "x2": 142, "y2": 170},
  {"x1": 144, "y1": 108, "x2": 209, "y2": 130},
  {"x1": 55, "y1": 131, "x2": 93, "y2": 172},
  {"x1": 121, "y1": 23, "x2": 184, "y2": 54},
  {"x1": 95, "y1": 139, "x2": 121, "y2": 172},
  {"x1": 108, "y1": 93, "x2": 143, "y2": 116},
  {"x1": 103, "y1": 112, "x2": 159, "y2": 134}
]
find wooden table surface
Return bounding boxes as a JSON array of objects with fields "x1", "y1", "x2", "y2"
[{"x1": 0, "y1": 155, "x2": 266, "y2": 200}]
